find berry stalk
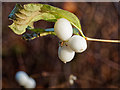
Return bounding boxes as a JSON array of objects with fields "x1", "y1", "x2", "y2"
[{"x1": 86, "y1": 37, "x2": 120, "y2": 43}]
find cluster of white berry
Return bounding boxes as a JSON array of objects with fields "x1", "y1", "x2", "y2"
[
  {"x1": 54, "y1": 18, "x2": 87, "y2": 63},
  {"x1": 15, "y1": 71, "x2": 36, "y2": 89}
]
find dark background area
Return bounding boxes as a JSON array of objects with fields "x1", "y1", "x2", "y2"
[{"x1": 2, "y1": 2, "x2": 120, "y2": 88}]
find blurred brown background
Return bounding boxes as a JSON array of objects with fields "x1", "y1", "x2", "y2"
[{"x1": 2, "y1": 2, "x2": 120, "y2": 88}]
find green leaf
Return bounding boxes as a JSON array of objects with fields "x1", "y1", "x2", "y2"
[
  {"x1": 22, "y1": 28, "x2": 55, "y2": 41},
  {"x1": 9, "y1": 23, "x2": 26, "y2": 34},
  {"x1": 28, "y1": 28, "x2": 56, "y2": 36},
  {"x1": 41, "y1": 4, "x2": 81, "y2": 29},
  {"x1": 8, "y1": 4, "x2": 23, "y2": 20},
  {"x1": 73, "y1": 28, "x2": 79, "y2": 35},
  {"x1": 22, "y1": 32, "x2": 40, "y2": 41},
  {"x1": 8, "y1": 3, "x2": 82, "y2": 35}
]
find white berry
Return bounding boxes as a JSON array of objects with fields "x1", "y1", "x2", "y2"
[
  {"x1": 67, "y1": 35, "x2": 87, "y2": 53},
  {"x1": 54, "y1": 18, "x2": 73, "y2": 41},
  {"x1": 58, "y1": 45, "x2": 75, "y2": 63},
  {"x1": 24, "y1": 77, "x2": 36, "y2": 88},
  {"x1": 15, "y1": 71, "x2": 29, "y2": 86}
]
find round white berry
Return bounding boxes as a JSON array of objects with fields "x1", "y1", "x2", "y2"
[
  {"x1": 24, "y1": 77, "x2": 36, "y2": 88},
  {"x1": 58, "y1": 45, "x2": 75, "y2": 63},
  {"x1": 67, "y1": 35, "x2": 87, "y2": 53},
  {"x1": 54, "y1": 18, "x2": 73, "y2": 41},
  {"x1": 15, "y1": 71, "x2": 29, "y2": 86}
]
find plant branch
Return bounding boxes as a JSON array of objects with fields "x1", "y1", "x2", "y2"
[
  {"x1": 28, "y1": 27, "x2": 120, "y2": 43},
  {"x1": 71, "y1": 22, "x2": 86, "y2": 38},
  {"x1": 86, "y1": 37, "x2": 120, "y2": 43}
]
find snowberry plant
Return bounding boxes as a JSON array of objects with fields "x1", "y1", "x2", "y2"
[
  {"x1": 8, "y1": 3, "x2": 120, "y2": 63},
  {"x1": 55, "y1": 18, "x2": 87, "y2": 63}
]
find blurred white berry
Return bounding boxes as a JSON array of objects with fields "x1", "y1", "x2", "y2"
[
  {"x1": 58, "y1": 45, "x2": 75, "y2": 63},
  {"x1": 69, "y1": 79, "x2": 74, "y2": 85},
  {"x1": 24, "y1": 77, "x2": 36, "y2": 88},
  {"x1": 15, "y1": 71, "x2": 29, "y2": 86},
  {"x1": 67, "y1": 35, "x2": 87, "y2": 53},
  {"x1": 54, "y1": 18, "x2": 73, "y2": 41},
  {"x1": 69, "y1": 74, "x2": 77, "y2": 85}
]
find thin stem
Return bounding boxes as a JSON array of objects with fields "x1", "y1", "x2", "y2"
[
  {"x1": 29, "y1": 27, "x2": 120, "y2": 43},
  {"x1": 71, "y1": 22, "x2": 86, "y2": 38},
  {"x1": 78, "y1": 27, "x2": 86, "y2": 38},
  {"x1": 86, "y1": 37, "x2": 120, "y2": 43}
]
